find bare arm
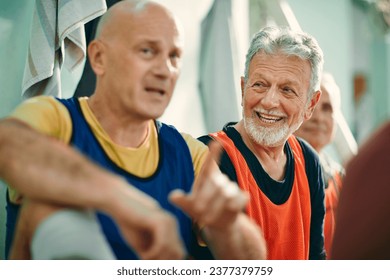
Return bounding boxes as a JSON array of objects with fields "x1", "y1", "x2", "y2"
[
  {"x1": 0, "y1": 118, "x2": 185, "y2": 259},
  {"x1": 170, "y1": 142, "x2": 267, "y2": 259},
  {"x1": 202, "y1": 213, "x2": 266, "y2": 260}
]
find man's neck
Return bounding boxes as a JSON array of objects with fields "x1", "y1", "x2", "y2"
[
  {"x1": 87, "y1": 95, "x2": 151, "y2": 148},
  {"x1": 234, "y1": 121, "x2": 288, "y2": 181}
]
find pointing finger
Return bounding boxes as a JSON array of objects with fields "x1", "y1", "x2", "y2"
[{"x1": 194, "y1": 141, "x2": 223, "y2": 191}]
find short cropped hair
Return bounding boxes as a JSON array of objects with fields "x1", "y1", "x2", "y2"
[{"x1": 244, "y1": 26, "x2": 324, "y2": 98}]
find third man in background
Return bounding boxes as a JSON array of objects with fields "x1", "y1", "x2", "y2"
[{"x1": 295, "y1": 72, "x2": 345, "y2": 258}]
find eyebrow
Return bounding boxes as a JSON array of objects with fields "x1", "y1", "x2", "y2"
[
  {"x1": 251, "y1": 73, "x2": 301, "y2": 86},
  {"x1": 136, "y1": 38, "x2": 182, "y2": 49}
]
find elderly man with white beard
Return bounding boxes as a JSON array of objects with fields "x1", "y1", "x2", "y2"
[{"x1": 199, "y1": 26, "x2": 326, "y2": 260}]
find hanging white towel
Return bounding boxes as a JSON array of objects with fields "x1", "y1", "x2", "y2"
[{"x1": 22, "y1": 0, "x2": 107, "y2": 98}]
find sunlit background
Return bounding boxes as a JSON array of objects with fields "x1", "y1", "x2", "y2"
[{"x1": 1, "y1": 0, "x2": 389, "y2": 259}]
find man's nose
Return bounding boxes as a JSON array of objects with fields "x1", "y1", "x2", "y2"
[
  {"x1": 153, "y1": 56, "x2": 174, "y2": 78},
  {"x1": 260, "y1": 87, "x2": 279, "y2": 108}
]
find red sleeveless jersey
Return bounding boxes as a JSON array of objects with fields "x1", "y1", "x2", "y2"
[{"x1": 210, "y1": 131, "x2": 312, "y2": 260}]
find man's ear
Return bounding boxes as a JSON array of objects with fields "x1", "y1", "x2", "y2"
[
  {"x1": 88, "y1": 40, "x2": 105, "y2": 76},
  {"x1": 240, "y1": 76, "x2": 245, "y2": 106},
  {"x1": 304, "y1": 90, "x2": 321, "y2": 120}
]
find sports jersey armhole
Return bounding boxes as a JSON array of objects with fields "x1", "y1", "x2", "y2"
[
  {"x1": 55, "y1": 97, "x2": 75, "y2": 145},
  {"x1": 296, "y1": 137, "x2": 326, "y2": 260},
  {"x1": 296, "y1": 138, "x2": 316, "y2": 194}
]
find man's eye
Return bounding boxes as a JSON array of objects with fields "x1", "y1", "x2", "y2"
[
  {"x1": 323, "y1": 104, "x2": 333, "y2": 113},
  {"x1": 141, "y1": 48, "x2": 154, "y2": 56},
  {"x1": 282, "y1": 87, "x2": 295, "y2": 94},
  {"x1": 253, "y1": 82, "x2": 264, "y2": 87},
  {"x1": 170, "y1": 52, "x2": 180, "y2": 59}
]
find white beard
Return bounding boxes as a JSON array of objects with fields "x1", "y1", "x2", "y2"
[{"x1": 243, "y1": 111, "x2": 304, "y2": 147}]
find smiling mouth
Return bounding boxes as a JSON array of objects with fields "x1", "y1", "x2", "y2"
[
  {"x1": 255, "y1": 111, "x2": 284, "y2": 123},
  {"x1": 145, "y1": 87, "x2": 165, "y2": 95}
]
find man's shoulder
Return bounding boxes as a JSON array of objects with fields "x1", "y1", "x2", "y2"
[
  {"x1": 320, "y1": 153, "x2": 345, "y2": 177},
  {"x1": 180, "y1": 132, "x2": 206, "y2": 148},
  {"x1": 11, "y1": 96, "x2": 60, "y2": 114},
  {"x1": 293, "y1": 136, "x2": 320, "y2": 162},
  {"x1": 9, "y1": 95, "x2": 70, "y2": 138},
  {"x1": 197, "y1": 122, "x2": 237, "y2": 145},
  {"x1": 197, "y1": 134, "x2": 213, "y2": 145},
  {"x1": 178, "y1": 132, "x2": 208, "y2": 178}
]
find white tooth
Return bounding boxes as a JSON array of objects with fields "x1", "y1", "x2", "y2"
[{"x1": 256, "y1": 112, "x2": 282, "y2": 123}]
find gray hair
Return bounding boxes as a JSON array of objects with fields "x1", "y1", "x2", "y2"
[
  {"x1": 321, "y1": 72, "x2": 341, "y2": 111},
  {"x1": 244, "y1": 26, "x2": 324, "y2": 98}
]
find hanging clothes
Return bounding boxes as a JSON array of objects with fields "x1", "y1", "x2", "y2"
[{"x1": 22, "y1": 0, "x2": 106, "y2": 98}]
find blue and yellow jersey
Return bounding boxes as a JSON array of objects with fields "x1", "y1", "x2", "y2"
[
  {"x1": 6, "y1": 96, "x2": 208, "y2": 259},
  {"x1": 8, "y1": 96, "x2": 208, "y2": 203}
]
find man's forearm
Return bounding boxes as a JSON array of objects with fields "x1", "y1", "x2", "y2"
[
  {"x1": 0, "y1": 118, "x2": 157, "y2": 216},
  {"x1": 204, "y1": 214, "x2": 267, "y2": 260}
]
